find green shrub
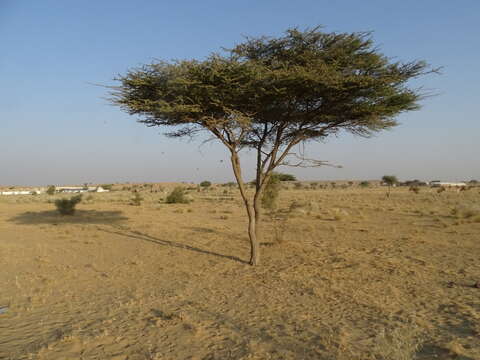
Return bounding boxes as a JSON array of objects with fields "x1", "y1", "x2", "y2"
[
  {"x1": 261, "y1": 174, "x2": 281, "y2": 211},
  {"x1": 55, "y1": 195, "x2": 82, "y2": 215},
  {"x1": 100, "y1": 184, "x2": 113, "y2": 190},
  {"x1": 359, "y1": 181, "x2": 370, "y2": 188},
  {"x1": 46, "y1": 185, "x2": 56, "y2": 195},
  {"x1": 275, "y1": 173, "x2": 297, "y2": 182},
  {"x1": 200, "y1": 181, "x2": 211, "y2": 188},
  {"x1": 166, "y1": 187, "x2": 189, "y2": 204}
]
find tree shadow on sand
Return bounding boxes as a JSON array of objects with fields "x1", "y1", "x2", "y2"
[
  {"x1": 99, "y1": 227, "x2": 248, "y2": 265},
  {"x1": 9, "y1": 210, "x2": 129, "y2": 225}
]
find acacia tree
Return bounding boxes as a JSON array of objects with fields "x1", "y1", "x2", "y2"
[
  {"x1": 382, "y1": 175, "x2": 398, "y2": 197},
  {"x1": 110, "y1": 27, "x2": 436, "y2": 265}
]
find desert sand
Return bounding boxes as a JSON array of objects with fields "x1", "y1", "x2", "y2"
[{"x1": 1, "y1": 185, "x2": 479, "y2": 359}]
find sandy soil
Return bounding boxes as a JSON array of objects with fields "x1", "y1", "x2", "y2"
[{"x1": 1, "y1": 186, "x2": 479, "y2": 359}]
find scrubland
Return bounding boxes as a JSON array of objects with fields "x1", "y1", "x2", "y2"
[{"x1": 1, "y1": 184, "x2": 479, "y2": 359}]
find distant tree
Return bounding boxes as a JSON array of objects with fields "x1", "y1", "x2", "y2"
[
  {"x1": 359, "y1": 181, "x2": 370, "y2": 188},
  {"x1": 46, "y1": 185, "x2": 56, "y2": 195},
  {"x1": 382, "y1": 175, "x2": 398, "y2": 197},
  {"x1": 200, "y1": 181, "x2": 212, "y2": 188},
  {"x1": 110, "y1": 27, "x2": 436, "y2": 265}
]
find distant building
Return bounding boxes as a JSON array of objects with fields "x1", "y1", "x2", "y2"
[
  {"x1": 0, "y1": 190, "x2": 33, "y2": 195},
  {"x1": 0, "y1": 186, "x2": 109, "y2": 195},
  {"x1": 56, "y1": 186, "x2": 110, "y2": 193},
  {"x1": 429, "y1": 181, "x2": 467, "y2": 188}
]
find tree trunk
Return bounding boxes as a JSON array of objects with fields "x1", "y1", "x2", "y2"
[
  {"x1": 253, "y1": 194, "x2": 262, "y2": 239},
  {"x1": 247, "y1": 203, "x2": 260, "y2": 265},
  {"x1": 229, "y1": 151, "x2": 260, "y2": 265}
]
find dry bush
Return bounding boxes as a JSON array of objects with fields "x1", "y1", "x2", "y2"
[
  {"x1": 130, "y1": 191, "x2": 143, "y2": 206},
  {"x1": 409, "y1": 186, "x2": 420, "y2": 194},
  {"x1": 451, "y1": 204, "x2": 480, "y2": 220}
]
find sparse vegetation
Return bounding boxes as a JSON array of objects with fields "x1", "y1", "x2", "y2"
[
  {"x1": 2, "y1": 183, "x2": 480, "y2": 359},
  {"x1": 54, "y1": 195, "x2": 82, "y2": 215},
  {"x1": 46, "y1": 185, "x2": 56, "y2": 195}
]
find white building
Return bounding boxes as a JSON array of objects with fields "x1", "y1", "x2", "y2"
[
  {"x1": 429, "y1": 181, "x2": 467, "y2": 188},
  {"x1": 56, "y1": 186, "x2": 109, "y2": 193}
]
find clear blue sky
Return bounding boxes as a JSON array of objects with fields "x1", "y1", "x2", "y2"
[{"x1": 1, "y1": 0, "x2": 479, "y2": 186}]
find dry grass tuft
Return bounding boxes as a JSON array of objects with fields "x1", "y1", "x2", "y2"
[{"x1": 373, "y1": 324, "x2": 423, "y2": 360}]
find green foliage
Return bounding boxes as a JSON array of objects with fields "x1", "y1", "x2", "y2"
[
  {"x1": 55, "y1": 195, "x2": 82, "y2": 215},
  {"x1": 46, "y1": 185, "x2": 56, "y2": 195},
  {"x1": 359, "y1": 181, "x2": 370, "y2": 188},
  {"x1": 100, "y1": 184, "x2": 113, "y2": 190},
  {"x1": 111, "y1": 27, "x2": 435, "y2": 146},
  {"x1": 261, "y1": 174, "x2": 281, "y2": 211},
  {"x1": 166, "y1": 187, "x2": 190, "y2": 204},
  {"x1": 275, "y1": 173, "x2": 296, "y2": 182},
  {"x1": 131, "y1": 191, "x2": 143, "y2": 206},
  {"x1": 382, "y1": 175, "x2": 398, "y2": 186},
  {"x1": 200, "y1": 181, "x2": 212, "y2": 188}
]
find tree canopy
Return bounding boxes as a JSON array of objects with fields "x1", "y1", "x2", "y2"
[{"x1": 110, "y1": 27, "x2": 436, "y2": 265}]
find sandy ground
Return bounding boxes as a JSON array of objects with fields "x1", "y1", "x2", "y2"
[{"x1": 1, "y1": 186, "x2": 479, "y2": 359}]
